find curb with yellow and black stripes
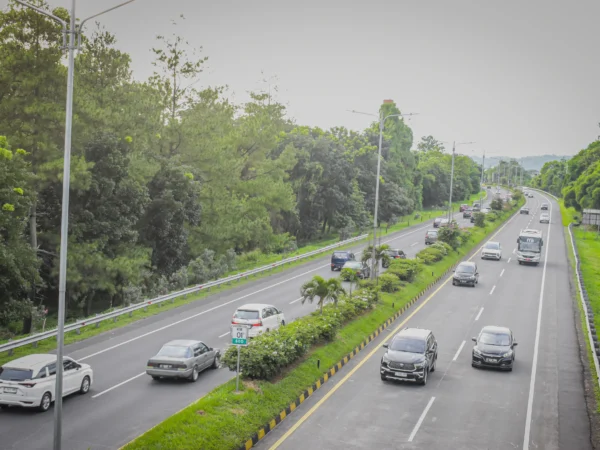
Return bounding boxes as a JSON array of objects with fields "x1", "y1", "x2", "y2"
[{"x1": 239, "y1": 203, "x2": 522, "y2": 450}]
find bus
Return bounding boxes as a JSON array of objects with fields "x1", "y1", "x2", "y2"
[{"x1": 516, "y1": 229, "x2": 543, "y2": 265}]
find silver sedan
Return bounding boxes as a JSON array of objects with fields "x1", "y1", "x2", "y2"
[{"x1": 146, "y1": 339, "x2": 221, "y2": 382}]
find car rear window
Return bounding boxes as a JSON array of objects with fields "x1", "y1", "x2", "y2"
[
  {"x1": 333, "y1": 252, "x2": 349, "y2": 258},
  {"x1": 234, "y1": 309, "x2": 260, "y2": 320},
  {"x1": 157, "y1": 345, "x2": 192, "y2": 358},
  {"x1": 0, "y1": 367, "x2": 33, "y2": 381},
  {"x1": 427, "y1": 231, "x2": 437, "y2": 235}
]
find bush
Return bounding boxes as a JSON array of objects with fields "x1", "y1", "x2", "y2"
[
  {"x1": 459, "y1": 227, "x2": 473, "y2": 245},
  {"x1": 340, "y1": 267, "x2": 358, "y2": 282},
  {"x1": 222, "y1": 292, "x2": 376, "y2": 379},
  {"x1": 386, "y1": 259, "x2": 422, "y2": 282},
  {"x1": 378, "y1": 273, "x2": 400, "y2": 293},
  {"x1": 486, "y1": 211, "x2": 500, "y2": 222},
  {"x1": 490, "y1": 198, "x2": 503, "y2": 211},
  {"x1": 430, "y1": 241, "x2": 452, "y2": 256},
  {"x1": 438, "y1": 226, "x2": 461, "y2": 250},
  {"x1": 416, "y1": 247, "x2": 445, "y2": 265},
  {"x1": 474, "y1": 212, "x2": 486, "y2": 227}
]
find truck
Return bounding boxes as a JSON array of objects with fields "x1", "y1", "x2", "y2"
[{"x1": 516, "y1": 229, "x2": 543, "y2": 265}]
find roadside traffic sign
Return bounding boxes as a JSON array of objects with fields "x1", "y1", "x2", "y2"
[{"x1": 231, "y1": 325, "x2": 249, "y2": 345}]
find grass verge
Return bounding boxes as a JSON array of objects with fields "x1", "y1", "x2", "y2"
[
  {"x1": 0, "y1": 191, "x2": 486, "y2": 364},
  {"x1": 122, "y1": 200, "x2": 520, "y2": 450}
]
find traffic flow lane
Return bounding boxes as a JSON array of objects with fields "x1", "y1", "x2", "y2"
[{"x1": 255, "y1": 204, "x2": 522, "y2": 449}]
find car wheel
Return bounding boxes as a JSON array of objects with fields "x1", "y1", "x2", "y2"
[
  {"x1": 38, "y1": 392, "x2": 52, "y2": 412},
  {"x1": 189, "y1": 365, "x2": 199, "y2": 382},
  {"x1": 79, "y1": 376, "x2": 91, "y2": 395},
  {"x1": 381, "y1": 373, "x2": 386, "y2": 381},
  {"x1": 330, "y1": 267, "x2": 334, "y2": 271},
  {"x1": 151, "y1": 376, "x2": 161, "y2": 381},
  {"x1": 281, "y1": 320, "x2": 286, "y2": 326},
  {"x1": 430, "y1": 356, "x2": 437, "y2": 373},
  {"x1": 212, "y1": 355, "x2": 221, "y2": 369},
  {"x1": 507, "y1": 367, "x2": 513, "y2": 372},
  {"x1": 420, "y1": 368, "x2": 428, "y2": 386}
]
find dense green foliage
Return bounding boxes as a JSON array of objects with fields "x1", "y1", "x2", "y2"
[
  {"x1": 0, "y1": 1, "x2": 484, "y2": 333},
  {"x1": 531, "y1": 140, "x2": 600, "y2": 214}
]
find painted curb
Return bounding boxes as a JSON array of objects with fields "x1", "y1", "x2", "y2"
[{"x1": 238, "y1": 203, "x2": 521, "y2": 450}]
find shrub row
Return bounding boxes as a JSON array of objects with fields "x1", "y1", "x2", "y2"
[{"x1": 221, "y1": 290, "x2": 377, "y2": 379}]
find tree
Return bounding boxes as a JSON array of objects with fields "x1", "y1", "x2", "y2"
[
  {"x1": 438, "y1": 226, "x2": 461, "y2": 250},
  {"x1": 490, "y1": 198, "x2": 503, "y2": 211},
  {"x1": 474, "y1": 212, "x2": 486, "y2": 228},
  {"x1": 361, "y1": 244, "x2": 390, "y2": 278},
  {"x1": 300, "y1": 276, "x2": 345, "y2": 314},
  {"x1": 417, "y1": 135, "x2": 445, "y2": 152},
  {"x1": 340, "y1": 268, "x2": 359, "y2": 295}
]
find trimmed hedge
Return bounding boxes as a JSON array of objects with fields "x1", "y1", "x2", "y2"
[
  {"x1": 378, "y1": 273, "x2": 401, "y2": 293},
  {"x1": 222, "y1": 290, "x2": 377, "y2": 379},
  {"x1": 386, "y1": 258, "x2": 423, "y2": 282}
]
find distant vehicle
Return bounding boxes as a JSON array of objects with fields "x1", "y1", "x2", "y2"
[
  {"x1": 380, "y1": 327, "x2": 437, "y2": 385},
  {"x1": 425, "y1": 230, "x2": 438, "y2": 245},
  {"x1": 480, "y1": 207, "x2": 491, "y2": 214},
  {"x1": 433, "y1": 217, "x2": 443, "y2": 228},
  {"x1": 528, "y1": 193, "x2": 534, "y2": 198},
  {"x1": 463, "y1": 209, "x2": 472, "y2": 218},
  {"x1": 472, "y1": 202, "x2": 481, "y2": 212},
  {"x1": 516, "y1": 229, "x2": 543, "y2": 265},
  {"x1": 520, "y1": 207, "x2": 529, "y2": 214},
  {"x1": 539, "y1": 213, "x2": 550, "y2": 224},
  {"x1": 452, "y1": 261, "x2": 479, "y2": 287},
  {"x1": 481, "y1": 241, "x2": 502, "y2": 260},
  {"x1": 382, "y1": 249, "x2": 406, "y2": 268},
  {"x1": 0, "y1": 354, "x2": 93, "y2": 412},
  {"x1": 470, "y1": 214, "x2": 476, "y2": 223},
  {"x1": 540, "y1": 203, "x2": 549, "y2": 210},
  {"x1": 460, "y1": 204, "x2": 469, "y2": 212},
  {"x1": 331, "y1": 250, "x2": 355, "y2": 271},
  {"x1": 471, "y1": 326, "x2": 517, "y2": 371},
  {"x1": 341, "y1": 260, "x2": 371, "y2": 279},
  {"x1": 232, "y1": 303, "x2": 286, "y2": 337},
  {"x1": 146, "y1": 340, "x2": 221, "y2": 382},
  {"x1": 487, "y1": 186, "x2": 491, "y2": 190},
  {"x1": 439, "y1": 218, "x2": 450, "y2": 227}
]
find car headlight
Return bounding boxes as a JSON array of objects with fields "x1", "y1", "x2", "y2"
[
  {"x1": 473, "y1": 348, "x2": 482, "y2": 356},
  {"x1": 382, "y1": 354, "x2": 390, "y2": 364},
  {"x1": 413, "y1": 363, "x2": 425, "y2": 370},
  {"x1": 502, "y1": 351, "x2": 513, "y2": 358}
]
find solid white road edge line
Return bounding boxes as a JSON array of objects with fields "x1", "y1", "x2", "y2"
[
  {"x1": 452, "y1": 341, "x2": 466, "y2": 361},
  {"x1": 475, "y1": 307, "x2": 484, "y2": 321},
  {"x1": 522, "y1": 195, "x2": 553, "y2": 450},
  {"x1": 78, "y1": 220, "x2": 437, "y2": 362},
  {"x1": 92, "y1": 372, "x2": 146, "y2": 399},
  {"x1": 500, "y1": 269, "x2": 505, "y2": 277},
  {"x1": 489, "y1": 285, "x2": 496, "y2": 295},
  {"x1": 408, "y1": 396, "x2": 436, "y2": 442}
]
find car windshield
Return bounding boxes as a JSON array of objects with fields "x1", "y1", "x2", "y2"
[
  {"x1": 157, "y1": 345, "x2": 192, "y2": 358},
  {"x1": 456, "y1": 264, "x2": 474, "y2": 273},
  {"x1": 484, "y1": 242, "x2": 499, "y2": 250},
  {"x1": 234, "y1": 309, "x2": 260, "y2": 320},
  {"x1": 479, "y1": 332, "x2": 510, "y2": 346},
  {"x1": 390, "y1": 337, "x2": 426, "y2": 354},
  {"x1": 343, "y1": 261, "x2": 361, "y2": 269},
  {"x1": 0, "y1": 367, "x2": 34, "y2": 381}
]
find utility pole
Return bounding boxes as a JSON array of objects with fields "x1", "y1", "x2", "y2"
[
  {"x1": 14, "y1": 2, "x2": 137, "y2": 449},
  {"x1": 479, "y1": 150, "x2": 485, "y2": 210},
  {"x1": 446, "y1": 141, "x2": 474, "y2": 222}
]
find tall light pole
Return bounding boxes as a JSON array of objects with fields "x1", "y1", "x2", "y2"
[
  {"x1": 479, "y1": 149, "x2": 485, "y2": 208},
  {"x1": 445, "y1": 141, "x2": 475, "y2": 221},
  {"x1": 349, "y1": 107, "x2": 418, "y2": 279},
  {"x1": 14, "y1": 2, "x2": 137, "y2": 449}
]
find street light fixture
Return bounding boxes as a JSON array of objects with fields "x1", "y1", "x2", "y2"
[
  {"x1": 348, "y1": 108, "x2": 418, "y2": 279},
  {"x1": 14, "y1": 1, "x2": 138, "y2": 449}
]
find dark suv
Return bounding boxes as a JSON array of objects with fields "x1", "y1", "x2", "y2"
[
  {"x1": 380, "y1": 328, "x2": 437, "y2": 385},
  {"x1": 463, "y1": 208, "x2": 472, "y2": 218},
  {"x1": 330, "y1": 251, "x2": 355, "y2": 271},
  {"x1": 452, "y1": 261, "x2": 479, "y2": 287},
  {"x1": 382, "y1": 249, "x2": 406, "y2": 268}
]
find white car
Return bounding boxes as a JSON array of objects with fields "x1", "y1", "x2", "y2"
[
  {"x1": 232, "y1": 303, "x2": 286, "y2": 337},
  {"x1": 0, "y1": 354, "x2": 93, "y2": 412},
  {"x1": 539, "y1": 213, "x2": 550, "y2": 223},
  {"x1": 480, "y1": 207, "x2": 491, "y2": 214},
  {"x1": 481, "y1": 241, "x2": 502, "y2": 260}
]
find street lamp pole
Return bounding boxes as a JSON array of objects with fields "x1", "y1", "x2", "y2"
[
  {"x1": 349, "y1": 108, "x2": 418, "y2": 280},
  {"x1": 479, "y1": 149, "x2": 485, "y2": 208},
  {"x1": 446, "y1": 141, "x2": 474, "y2": 222},
  {"x1": 14, "y1": 2, "x2": 137, "y2": 449}
]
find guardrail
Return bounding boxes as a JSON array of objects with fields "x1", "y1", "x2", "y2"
[
  {"x1": 1, "y1": 233, "x2": 368, "y2": 356},
  {"x1": 568, "y1": 223, "x2": 600, "y2": 382}
]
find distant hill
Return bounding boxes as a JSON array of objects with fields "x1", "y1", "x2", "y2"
[{"x1": 469, "y1": 154, "x2": 571, "y2": 171}]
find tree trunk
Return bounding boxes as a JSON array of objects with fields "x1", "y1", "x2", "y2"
[
  {"x1": 319, "y1": 299, "x2": 323, "y2": 315},
  {"x1": 85, "y1": 292, "x2": 96, "y2": 317},
  {"x1": 321, "y1": 217, "x2": 327, "y2": 234},
  {"x1": 22, "y1": 201, "x2": 39, "y2": 334}
]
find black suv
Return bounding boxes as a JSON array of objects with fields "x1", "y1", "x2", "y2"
[
  {"x1": 463, "y1": 208, "x2": 472, "y2": 218},
  {"x1": 382, "y1": 249, "x2": 406, "y2": 268},
  {"x1": 541, "y1": 203, "x2": 549, "y2": 210},
  {"x1": 471, "y1": 325, "x2": 517, "y2": 371},
  {"x1": 452, "y1": 261, "x2": 479, "y2": 287},
  {"x1": 380, "y1": 328, "x2": 437, "y2": 385},
  {"x1": 330, "y1": 251, "x2": 355, "y2": 271}
]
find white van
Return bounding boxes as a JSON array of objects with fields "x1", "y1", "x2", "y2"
[{"x1": 231, "y1": 304, "x2": 286, "y2": 337}]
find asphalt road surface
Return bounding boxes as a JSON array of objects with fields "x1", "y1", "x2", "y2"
[
  {"x1": 254, "y1": 191, "x2": 592, "y2": 450},
  {"x1": 0, "y1": 193, "x2": 497, "y2": 449}
]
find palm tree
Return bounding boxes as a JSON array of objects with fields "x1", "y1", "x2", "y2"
[
  {"x1": 361, "y1": 244, "x2": 390, "y2": 278},
  {"x1": 340, "y1": 268, "x2": 358, "y2": 295},
  {"x1": 300, "y1": 276, "x2": 346, "y2": 314}
]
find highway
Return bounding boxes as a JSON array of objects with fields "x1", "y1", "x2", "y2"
[
  {"x1": 255, "y1": 191, "x2": 593, "y2": 450},
  {"x1": 0, "y1": 194, "x2": 495, "y2": 449}
]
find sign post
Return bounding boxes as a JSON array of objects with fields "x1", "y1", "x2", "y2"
[{"x1": 231, "y1": 325, "x2": 250, "y2": 392}]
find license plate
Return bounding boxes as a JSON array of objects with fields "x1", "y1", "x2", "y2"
[
  {"x1": 394, "y1": 372, "x2": 407, "y2": 378},
  {"x1": 485, "y1": 358, "x2": 497, "y2": 363},
  {"x1": 3, "y1": 387, "x2": 17, "y2": 394},
  {"x1": 160, "y1": 364, "x2": 172, "y2": 369},
  {"x1": 525, "y1": 259, "x2": 531, "y2": 262}
]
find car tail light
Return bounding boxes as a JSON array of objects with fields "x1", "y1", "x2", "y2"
[
  {"x1": 173, "y1": 364, "x2": 187, "y2": 369},
  {"x1": 253, "y1": 320, "x2": 263, "y2": 327},
  {"x1": 147, "y1": 361, "x2": 157, "y2": 367},
  {"x1": 18, "y1": 382, "x2": 36, "y2": 388}
]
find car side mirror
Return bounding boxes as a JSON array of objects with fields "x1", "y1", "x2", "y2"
[
  {"x1": 209, "y1": 347, "x2": 213, "y2": 351},
  {"x1": 382, "y1": 343, "x2": 389, "y2": 349},
  {"x1": 513, "y1": 342, "x2": 518, "y2": 346},
  {"x1": 471, "y1": 337, "x2": 477, "y2": 342}
]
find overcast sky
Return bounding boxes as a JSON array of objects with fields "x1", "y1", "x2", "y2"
[{"x1": 3, "y1": 0, "x2": 599, "y2": 159}]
